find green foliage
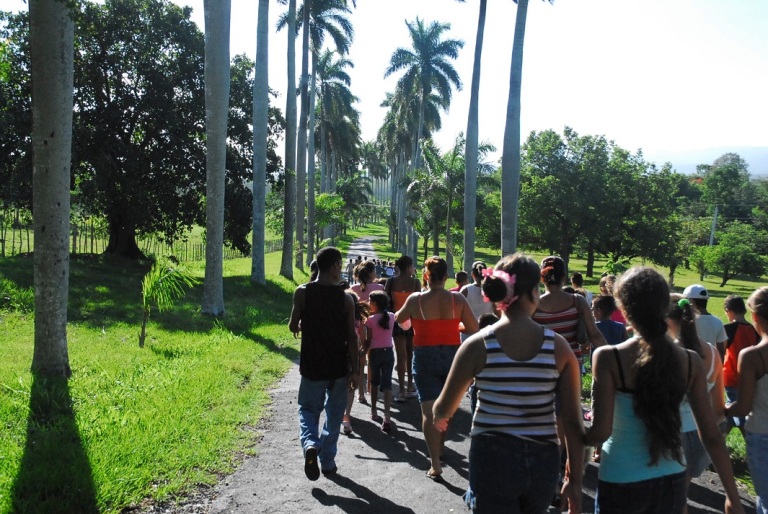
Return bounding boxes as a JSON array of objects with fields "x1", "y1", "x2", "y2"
[
  {"x1": 140, "y1": 260, "x2": 199, "y2": 347},
  {"x1": 0, "y1": 278, "x2": 34, "y2": 313},
  {"x1": 692, "y1": 222, "x2": 767, "y2": 287}
]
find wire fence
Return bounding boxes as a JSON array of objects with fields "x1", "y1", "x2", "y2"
[{"x1": 0, "y1": 221, "x2": 282, "y2": 261}]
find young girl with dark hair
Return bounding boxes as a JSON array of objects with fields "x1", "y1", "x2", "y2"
[
  {"x1": 363, "y1": 290, "x2": 396, "y2": 433},
  {"x1": 349, "y1": 261, "x2": 385, "y2": 405},
  {"x1": 726, "y1": 287, "x2": 768, "y2": 513},
  {"x1": 433, "y1": 253, "x2": 584, "y2": 513},
  {"x1": 586, "y1": 267, "x2": 743, "y2": 514},
  {"x1": 396, "y1": 256, "x2": 478, "y2": 480},
  {"x1": 667, "y1": 294, "x2": 725, "y2": 513}
]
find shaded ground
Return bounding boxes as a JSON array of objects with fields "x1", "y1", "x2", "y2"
[{"x1": 138, "y1": 236, "x2": 757, "y2": 513}]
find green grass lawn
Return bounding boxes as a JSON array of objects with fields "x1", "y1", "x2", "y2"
[
  {"x1": 0, "y1": 222, "x2": 761, "y2": 512},
  {"x1": 0, "y1": 250, "x2": 309, "y2": 514}
]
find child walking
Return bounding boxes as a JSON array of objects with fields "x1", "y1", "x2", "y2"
[{"x1": 364, "y1": 291, "x2": 396, "y2": 433}]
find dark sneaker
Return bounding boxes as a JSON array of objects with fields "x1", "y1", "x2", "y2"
[{"x1": 304, "y1": 447, "x2": 320, "y2": 481}]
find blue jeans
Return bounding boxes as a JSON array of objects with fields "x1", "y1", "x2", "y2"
[
  {"x1": 746, "y1": 430, "x2": 768, "y2": 514},
  {"x1": 466, "y1": 432, "x2": 559, "y2": 513},
  {"x1": 369, "y1": 347, "x2": 395, "y2": 391},
  {"x1": 298, "y1": 376, "x2": 348, "y2": 472},
  {"x1": 412, "y1": 345, "x2": 459, "y2": 402},
  {"x1": 726, "y1": 386, "x2": 747, "y2": 429},
  {"x1": 596, "y1": 471, "x2": 687, "y2": 514}
]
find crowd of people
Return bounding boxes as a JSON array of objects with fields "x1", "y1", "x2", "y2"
[{"x1": 289, "y1": 246, "x2": 765, "y2": 514}]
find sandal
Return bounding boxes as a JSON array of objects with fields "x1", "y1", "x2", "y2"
[
  {"x1": 381, "y1": 419, "x2": 391, "y2": 433},
  {"x1": 371, "y1": 414, "x2": 383, "y2": 424},
  {"x1": 357, "y1": 396, "x2": 369, "y2": 405},
  {"x1": 393, "y1": 393, "x2": 406, "y2": 403},
  {"x1": 426, "y1": 468, "x2": 442, "y2": 480},
  {"x1": 342, "y1": 416, "x2": 352, "y2": 435}
]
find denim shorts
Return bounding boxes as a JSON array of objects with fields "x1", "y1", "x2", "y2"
[
  {"x1": 465, "y1": 432, "x2": 559, "y2": 513},
  {"x1": 596, "y1": 471, "x2": 687, "y2": 514},
  {"x1": 746, "y1": 430, "x2": 768, "y2": 514},
  {"x1": 368, "y1": 347, "x2": 395, "y2": 391},
  {"x1": 681, "y1": 429, "x2": 711, "y2": 478},
  {"x1": 412, "y1": 345, "x2": 459, "y2": 402}
]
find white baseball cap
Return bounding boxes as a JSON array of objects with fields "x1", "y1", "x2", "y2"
[{"x1": 683, "y1": 284, "x2": 709, "y2": 300}]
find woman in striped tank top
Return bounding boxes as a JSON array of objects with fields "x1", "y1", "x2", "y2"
[{"x1": 433, "y1": 253, "x2": 585, "y2": 513}]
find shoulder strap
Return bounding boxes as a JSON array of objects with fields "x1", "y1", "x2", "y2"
[{"x1": 612, "y1": 347, "x2": 627, "y2": 390}]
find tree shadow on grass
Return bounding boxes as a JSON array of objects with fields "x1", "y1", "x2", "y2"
[{"x1": 11, "y1": 374, "x2": 98, "y2": 514}]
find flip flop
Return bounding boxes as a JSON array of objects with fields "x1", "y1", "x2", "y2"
[
  {"x1": 381, "y1": 420, "x2": 391, "y2": 433},
  {"x1": 370, "y1": 414, "x2": 383, "y2": 424}
]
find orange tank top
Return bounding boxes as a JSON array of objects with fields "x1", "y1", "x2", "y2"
[
  {"x1": 411, "y1": 293, "x2": 461, "y2": 347},
  {"x1": 391, "y1": 290, "x2": 413, "y2": 312}
]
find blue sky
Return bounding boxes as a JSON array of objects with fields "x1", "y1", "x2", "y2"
[{"x1": 7, "y1": 0, "x2": 768, "y2": 174}]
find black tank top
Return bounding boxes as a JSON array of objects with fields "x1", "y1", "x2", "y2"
[{"x1": 300, "y1": 282, "x2": 349, "y2": 380}]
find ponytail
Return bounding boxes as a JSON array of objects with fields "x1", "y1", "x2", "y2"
[
  {"x1": 668, "y1": 295, "x2": 704, "y2": 357},
  {"x1": 616, "y1": 267, "x2": 685, "y2": 466},
  {"x1": 368, "y1": 291, "x2": 391, "y2": 330}
]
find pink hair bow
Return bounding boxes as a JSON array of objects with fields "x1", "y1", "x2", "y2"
[{"x1": 481, "y1": 268, "x2": 519, "y2": 311}]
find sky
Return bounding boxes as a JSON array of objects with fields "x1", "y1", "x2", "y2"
[{"x1": 7, "y1": 0, "x2": 768, "y2": 174}]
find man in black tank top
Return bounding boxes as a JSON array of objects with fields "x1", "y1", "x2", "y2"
[{"x1": 289, "y1": 247, "x2": 358, "y2": 481}]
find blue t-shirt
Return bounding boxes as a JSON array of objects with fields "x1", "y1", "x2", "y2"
[{"x1": 596, "y1": 320, "x2": 627, "y2": 346}]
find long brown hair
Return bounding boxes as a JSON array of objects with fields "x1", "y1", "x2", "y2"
[{"x1": 616, "y1": 267, "x2": 684, "y2": 466}]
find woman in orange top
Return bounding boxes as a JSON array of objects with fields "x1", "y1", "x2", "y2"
[
  {"x1": 395, "y1": 256, "x2": 479, "y2": 479},
  {"x1": 385, "y1": 255, "x2": 422, "y2": 401}
]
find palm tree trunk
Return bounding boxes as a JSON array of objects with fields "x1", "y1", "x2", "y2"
[
  {"x1": 202, "y1": 0, "x2": 230, "y2": 316},
  {"x1": 295, "y1": 1, "x2": 311, "y2": 271},
  {"x1": 30, "y1": 0, "x2": 74, "y2": 377},
  {"x1": 280, "y1": 0, "x2": 297, "y2": 279},
  {"x1": 500, "y1": 0, "x2": 529, "y2": 255},
  {"x1": 306, "y1": 52, "x2": 317, "y2": 266},
  {"x1": 463, "y1": 0, "x2": 487, "y2": 271},
  {"x1": 251, "y1": 0, "x2": 269, "y2": 286}
]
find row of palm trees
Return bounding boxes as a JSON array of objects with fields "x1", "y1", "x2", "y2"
[{"x1": 26, "y1": 0, "x2": 538, "y2": 375}]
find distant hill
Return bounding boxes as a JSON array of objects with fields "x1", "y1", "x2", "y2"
[{"x1": 648, "y1": 147, "x2": 768, "y2": 178}]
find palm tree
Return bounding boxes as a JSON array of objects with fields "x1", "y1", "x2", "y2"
[
  {"x1": 294, "y1": 0, "x2": 354, "y2": 265},
  {"x1": 463, "y1": 0, "x2": 487, "y2": 271},
  {"x1": 251, "y1": 0, "x2": 270, "y2": 286},
  {"x1": 384, "y1": 18, "x2": 463, "y2": 171},
  {"x1": 500, "y1": 0, "x2": 551, "y2": 254},
  {"x1": 29, "y1": 0, "x2": 75, "y2": 377},
  {"x1": 202, "y1": 0, "x2": 230, "y2": 316},
  {"x1": 280, "y1": 0, "x2": 297, "y2": 279}
]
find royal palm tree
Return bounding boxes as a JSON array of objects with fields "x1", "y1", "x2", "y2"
[
  {"x1": 202, "y1": 0, "x2": 230, "y2": 316},
  {"x1": 291, "y1": 0, "x2": 354, "y2": 265},
  {"x1": 251, "y1": 0, "x2": 270, "y2": 285},
  {"x1": 385, "y1": 18, "x2": 463, "y2": 172},
  {"x1": 29, "y1": 0, "x2": 75, "y2": 376},
  {"x1": 501, "y1": 0, "x2": 552, "y2": 254},
  {"x1": 279, "y1": 0, "x2": 297, "y2": 279},
  {"x1": 463, "y1": 0, "x2": 487, "y2": 271}
]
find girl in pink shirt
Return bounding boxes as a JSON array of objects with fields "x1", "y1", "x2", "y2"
[{"x1": 364, "y1": 291, "x2": 396, "y2": 432}]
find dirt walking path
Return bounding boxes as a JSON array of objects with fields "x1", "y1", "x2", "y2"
[{"x1": 140, "y1": 236, "x2": 756, "y2": 513}]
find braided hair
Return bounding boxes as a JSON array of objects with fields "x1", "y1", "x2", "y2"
[{"x1": 616, "y1": 267, "x2": 684, "y2": 466}]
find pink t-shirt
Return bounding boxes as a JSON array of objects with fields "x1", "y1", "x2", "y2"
[
  {"x1": 365, "y1": 313, "x2": 395, "y2": 349},
  {"x1": 350, "y1": 282, "x2": 385, "y2": 303}
]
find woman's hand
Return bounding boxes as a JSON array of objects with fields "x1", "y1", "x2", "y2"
[
  {"x1": 560, "y1": 478, "x2": 582, "y2": 514},
  {"x1": 433, "y1": 417, "x2": 449, "y2": 433}
]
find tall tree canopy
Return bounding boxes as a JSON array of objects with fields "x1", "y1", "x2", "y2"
[{"x1": 0, "y1": 1, "x2": 282, "y2": 259}]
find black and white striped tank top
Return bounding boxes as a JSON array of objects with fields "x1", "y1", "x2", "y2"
[{"x1": 471, "y1": 327, "x2": 560, "y2": 446}]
